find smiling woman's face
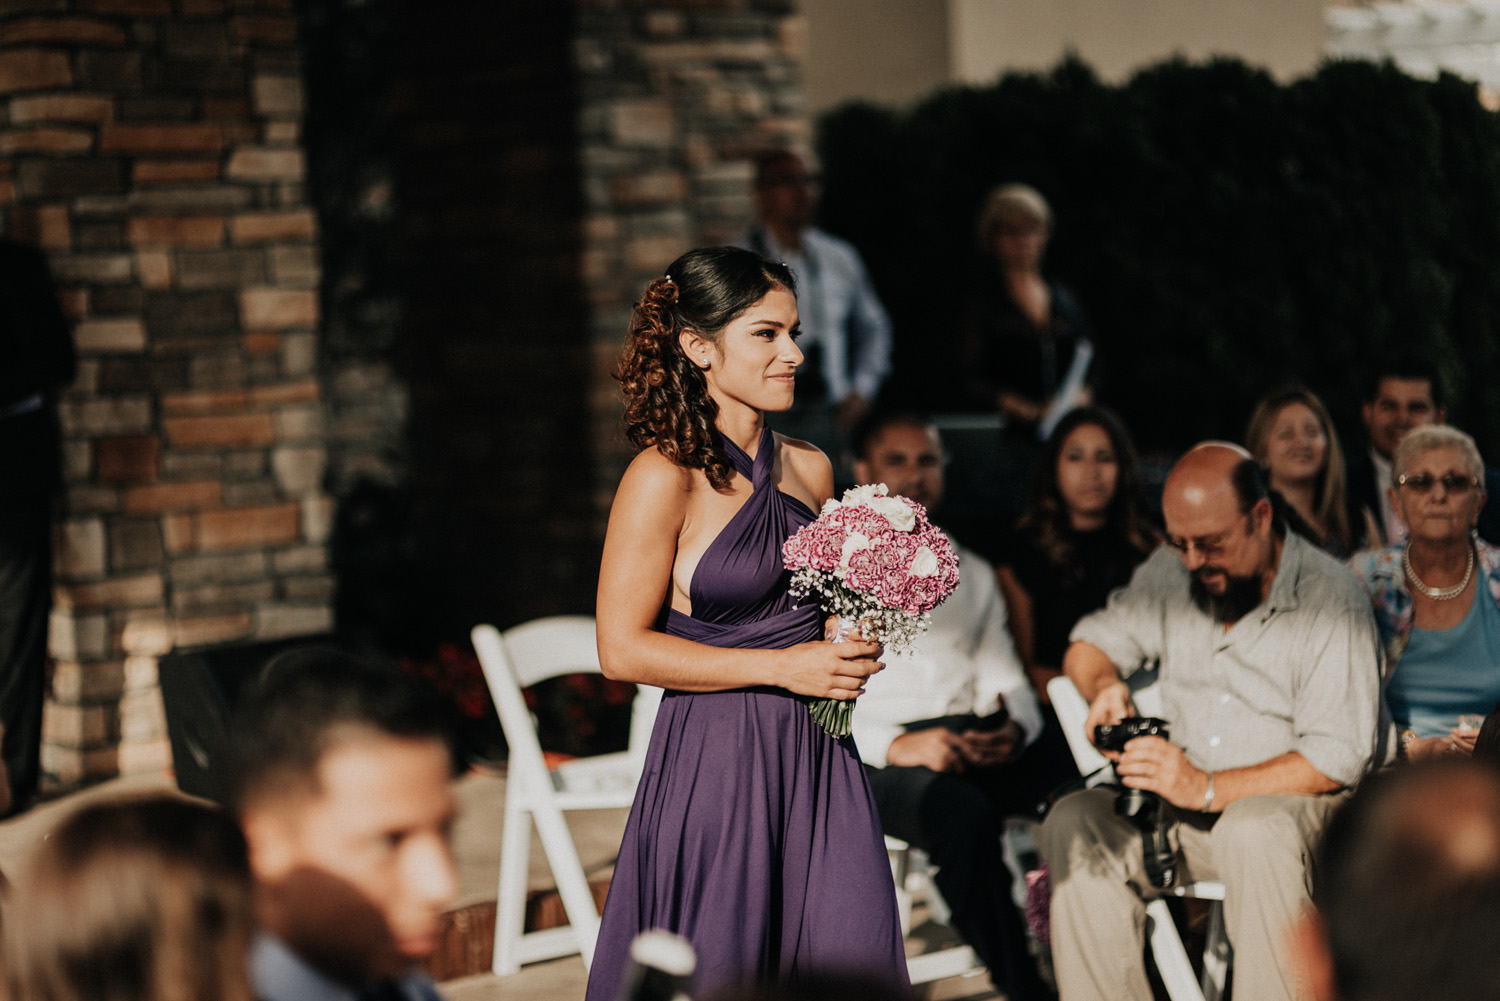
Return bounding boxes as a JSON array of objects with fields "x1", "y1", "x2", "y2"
[
  {"x1": 695, "y1": 286, "x2": 802, "y2": 417},
  {"x1": 1263, "y1": 402, "x2": 1328, "y2": 488}
]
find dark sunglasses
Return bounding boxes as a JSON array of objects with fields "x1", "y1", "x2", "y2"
[{"x1": 1396, "y1": 472, "x2": 1479, "y2": 494}]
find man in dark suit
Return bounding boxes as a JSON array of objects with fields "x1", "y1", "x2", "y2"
[
  {"x1": 1346, "y1": 357, "x2": 1500, "y2": 548},
  {"x1": 0, "y1": 240, "x2": 76, "y2": 812}
]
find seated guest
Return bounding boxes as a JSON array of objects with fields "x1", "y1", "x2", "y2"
[
  {"x1": 1349, "y1": 425, "x2": 1500, "y2": 762},
  {"x1": 230, "y1": 648, "x2": 459, "y2": 1001},
  {"x1": 1039, "y1": 443, "x2": 1381, "y2": 1001},
  {"x1": 1346, "y1": 356, "x2": 1500, "y2": 547},
  {"x1": 4, "y1": 796, "x2": 256, "y2": 1001},
  {"x1": 849, "y1": 411, "x2": 1049, "y2": 1001},
  {"x1": 1246, "y1": 386, "x2": 1357, "y2": 556},
  {"x1": 996, "y1": 405, "x2": 1158, "y2": 706},
  {"x1": 1291, "y1": 759, "x2": 1500, "y2": 1001}
]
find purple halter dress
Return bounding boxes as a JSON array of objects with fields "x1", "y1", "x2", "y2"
[{"x1": 584, "y1": 427, "x2": 910, "y2": 1000}]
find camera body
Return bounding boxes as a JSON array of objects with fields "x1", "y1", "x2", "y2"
[
  {"x1": 1094, "y1": 715, "x2": 1169, "y2": 753},
  {"x1": 1093, "y1": 716, "x2": 1178, "y2": 888}
]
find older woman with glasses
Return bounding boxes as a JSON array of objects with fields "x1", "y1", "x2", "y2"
[{"x1": 1349, "y1": 424, "x2": 1500, "y2": 762}]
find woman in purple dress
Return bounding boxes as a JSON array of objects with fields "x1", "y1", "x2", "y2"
[{"x1": 585, "y1": 247, "x2": 911, "y2": 1000}]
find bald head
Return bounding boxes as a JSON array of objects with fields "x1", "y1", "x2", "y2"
[
  {"x1": 1161, "y1": 442, "x2": 1278, "y2": 621},
  {"x1": 1306, "y1": 759, "x2": 1500, "y2": 1001},
  {"x1": 1163, "y1": 442, "x2": 1254, "y2": 511}
]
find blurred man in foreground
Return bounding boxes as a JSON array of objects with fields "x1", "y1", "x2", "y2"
[
  {"x1": 232, "y1": 648, "x2": 459, "y2": 1001},
  {"x1": 1292, "y1": 758, "x2": 1500, "y2": 1001}
]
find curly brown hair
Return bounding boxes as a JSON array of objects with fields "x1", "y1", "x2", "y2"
[{"x1": 617, "y1": 246, "x2": 796, "y2": 491}]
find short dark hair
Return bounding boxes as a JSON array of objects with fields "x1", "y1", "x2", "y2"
[
  {"x1": 1229, "y1": 456, "x2": 1268, "y2": 513},
  {"x1": 1365, "y1": 354, "x2": 1444, "y2": 410},
  {"x1": 850, "y1": 409, "x2": 938, "y2": 464},
  {"x1": 228, "y1": 647, "x2": 453, "y2": 811},
  {"x1": 1313, "y1": 759, "x2": 1500, "y2": 1001}
]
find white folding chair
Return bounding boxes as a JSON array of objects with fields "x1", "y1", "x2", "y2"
[
  {"x1": 471, "y1": 617, "x2": 663, "y2": 975},
  {"x1": 884, "y1": 835, "x2": 985, "y2": 985},
  {"x1": 1046, "y1": 675, "x2": 1230, "y2": 1001}
]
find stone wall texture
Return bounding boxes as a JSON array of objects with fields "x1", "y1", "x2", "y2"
[
  {"x1": 1, "y1": 0, "x2": 332, "y2": 788},
  {"x1": 576, "y1": 0, "x2": 807, "y2": 495},
  {"x1": 1, "y1": 0, "x2": 811, "y2": 789}
]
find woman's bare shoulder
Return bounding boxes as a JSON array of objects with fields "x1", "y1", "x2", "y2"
[
  {"x1": 616, "y1": 447, "x2": 695, "y2": 511},
  {"x1": 774, "y1": 432, "x2": 834, "y2": 507}
]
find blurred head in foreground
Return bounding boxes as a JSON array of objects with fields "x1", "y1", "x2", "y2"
[
  {"x1": 4, "y1": 795, "x2": 254, "y2": 1001},
  {"x1": 230, "y1": 647, "x2": 459, "y2": 985},
  {"x1": 1294, "y1": 758, "x2": 1500, "y2": 1001}
]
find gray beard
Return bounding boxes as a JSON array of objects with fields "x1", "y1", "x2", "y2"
[{"x1": 1190, "y1": 571, "x2": 1264, "y2": 624}]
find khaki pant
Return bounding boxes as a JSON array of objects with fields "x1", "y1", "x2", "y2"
[{"x1": 1038, "y1": 787, "x2": 1343, "y2": 1001}]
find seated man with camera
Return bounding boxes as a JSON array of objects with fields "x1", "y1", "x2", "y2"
[{"x1": 1038, "y1": 443, "x2": 1382, "y2": 1001}]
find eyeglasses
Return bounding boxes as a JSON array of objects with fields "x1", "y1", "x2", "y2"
[
  {"x1": 1164, "y1": 512, "x2": 1251, "y2": 560},
  {"x1": 1396, "y1": 472, "x2": 1479, "y2": 494}
]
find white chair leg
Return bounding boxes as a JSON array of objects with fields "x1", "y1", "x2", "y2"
[
  {"x1": 1200, "y1": 900, "x2": 1230, "y2": 1001},
  {"x1": 885, "y1": 838, "x2": 913, "y2": 937},
  {"x1": 493, "y1": 799, "x2": 534, "y2": 975},
  {"x1": 531, "y1": 803, "x2": 604, "y2": 970},
  {"x1": 1146, "y1": 899, "x2": 1207, "y2": 1001}
]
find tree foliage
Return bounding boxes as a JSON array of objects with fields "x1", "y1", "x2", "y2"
[{"x1": 817, "y1": 57, "x2": 1500, "y2": 458}]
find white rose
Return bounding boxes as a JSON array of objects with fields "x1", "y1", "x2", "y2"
[
  {"x1": 820, "y1": 497, "x2": 843, "y2": 516},
  {"x1": 841, "y1": 483, "x2": 889, "y2": 506},
  {"x1": 910, "y1": 546, "x2": 938, "y2": 577},
  {"x1": 867, "y1": 495, "x2": 916, "y2": 532},
  {"x1": 836, "y1": 531, "x2": 871, "y2": 577}
]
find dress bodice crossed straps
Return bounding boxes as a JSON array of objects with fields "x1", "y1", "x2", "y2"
[{"x1": 665, "y1": 425, "x2": 823, "y2": 651}]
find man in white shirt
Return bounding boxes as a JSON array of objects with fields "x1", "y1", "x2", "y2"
[
  {"x1": 850, "y1": 412, "x2": 1049, "y2": 1001},
  {"x1": 739, "y1": 149, "x2": 892, "y2": 467}
]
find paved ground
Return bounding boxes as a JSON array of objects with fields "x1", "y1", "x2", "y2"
[{"x1": 1, "y1": 767, "x2": 1011, "y2": 1000}]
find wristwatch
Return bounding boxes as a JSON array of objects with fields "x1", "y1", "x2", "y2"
[{"x1": 1399, "y1": 728, "x2": 1421, "y2": 760}]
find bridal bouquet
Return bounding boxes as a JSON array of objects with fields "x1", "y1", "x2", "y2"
[{"x1": 782, "y1": 483, "x2": 961, "y2": 737}]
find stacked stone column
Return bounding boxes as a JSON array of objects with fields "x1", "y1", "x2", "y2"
[{"x1": 1, "y1": 0, "x2": 331, "y2": 787}]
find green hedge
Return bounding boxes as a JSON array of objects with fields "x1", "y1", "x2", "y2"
[{"x1": 817, "y1": 57, "x2": 1500, "y2": 459}]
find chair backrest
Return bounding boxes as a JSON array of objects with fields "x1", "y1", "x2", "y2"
[
  {"x1": 500, "y1": 615, "x2": 602, "y2": 687},
  {"x1": 1047, "y1": 664, "x2": 1165, "y2": 781},
  {"x1": 472, "y1": 616, "x2": 663, "y2": 771}
]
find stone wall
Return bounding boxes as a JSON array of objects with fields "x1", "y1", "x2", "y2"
[
  {"x1": 308, "y1": 0, "x2": 813, "y2": 651},
  {"x1": 0, "y1": 0, "x2": 814, "y2": 788},
  {"x1": 575, "y1": 0, "x2": 808, "y2": 493},
  {"x1": 0, "y1": 0, "x2": 332, "y2": 787}
]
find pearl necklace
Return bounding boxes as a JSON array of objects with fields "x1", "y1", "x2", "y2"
[{"x1": 1403, "y1": 542, "x2": 1475, "y2": 601}]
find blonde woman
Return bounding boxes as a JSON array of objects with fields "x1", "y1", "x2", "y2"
[{"x1": 1245, "y1": 386, "x2": 1360, "y2": 556}]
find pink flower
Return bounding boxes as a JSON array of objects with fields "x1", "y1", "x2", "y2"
[{"x1": 782, "y1": 485, "x2": 960, "y2": 619}]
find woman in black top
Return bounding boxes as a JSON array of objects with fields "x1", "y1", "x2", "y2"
[
  {"x1": 960, "y1": 184, "x2": 1097, "y2": 520},
  {"x1": 997, "y1": 406, "x2": 1158, "y2": 706}
]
